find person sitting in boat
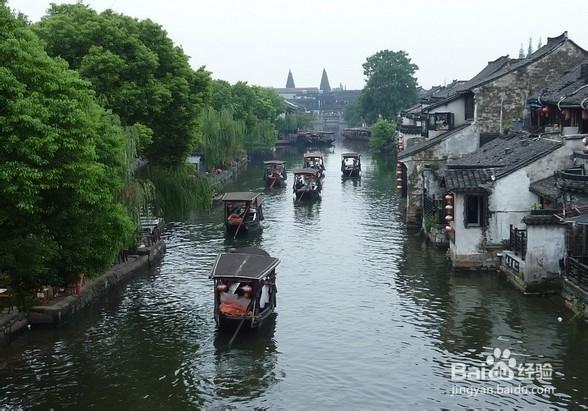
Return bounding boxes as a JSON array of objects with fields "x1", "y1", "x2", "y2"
[
  {"x1": 295, "y1": 176, "x2": 305, "y2": 189},
  {"x1": 219, "y1": 282, "x2": 251, "y2": 316}
]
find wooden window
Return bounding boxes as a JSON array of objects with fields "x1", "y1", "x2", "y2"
[
  {"x1": 465, "y1": 195, "x2": 486, "y2": 227},
  {"x1": 465, "y1": 94, "x2": 475, "y2": 121}
]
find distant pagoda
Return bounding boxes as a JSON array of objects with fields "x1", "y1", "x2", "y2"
[
  {"x1": 285, "y1": 69, "x2": 295, "y2": 88},
  {"x1": 319, "y1": 68, "x2": 331, "y2": 92}
]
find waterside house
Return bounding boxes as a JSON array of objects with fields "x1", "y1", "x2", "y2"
[
  {"x1": 444, "y1": 133, "x2": 582, "y2": 272},
  {"x1": 397, "y1": 32, "x2": 587, "y2": 243}
]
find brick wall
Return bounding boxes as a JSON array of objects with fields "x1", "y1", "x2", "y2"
[{"x1": 475, "y1": 41, "x2": 587, "y2": 135}]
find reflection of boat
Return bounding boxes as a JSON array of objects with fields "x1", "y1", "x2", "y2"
[
  {"x1": 293, "y1": 168, "x2": 322, "y2": 200},
  {"x1": 262, "y1": 160, "x2": 287, "y2": 187},
  {"x1": 341, "y1": 152, "x2": 361, "y2": 177},
  {"x1": 222, "y1": 192, "x2": 264, "y2": 236},
  {"x1": 210, "y1": 247, "x2": 279, "y2": 329},
  {"x1": 342, "y1": 127, "x2": 370, "y2": 141},
  {"x1": 303, "y1": 151, "x2": 325, "y2": 178}
]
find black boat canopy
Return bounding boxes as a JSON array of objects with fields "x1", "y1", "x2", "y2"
[
  {"x1": 221, "y1": 192, "x2": 261, "y2": 203},
  {"x1": 292, "y1": 168, "x2": 320, "y2": 176},
  {"x1": 263, "y1": 160, "x2": 286, "y2": 165},
  {"x1": 341, "y1": 152, "x2": 360, "y2": 158},
  {"x1": 303, "y1": 152, "x2": 324, "y2": 159},
  {"x1": 209, "y1": 253, "x2": 280, "y2": 280}
]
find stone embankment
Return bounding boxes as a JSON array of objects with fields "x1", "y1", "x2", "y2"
[{"x1": 1, "y1": 242, "x2": 165, "y2": 344}]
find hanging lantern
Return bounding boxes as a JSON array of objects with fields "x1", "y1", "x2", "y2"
[
  {"x1": 217, "y1": 284, "x2": 228, "y2": 292},
  {"x1": 445, "y1": 215, "x2": 454, "y2": 222},
  {"x1": 541, "y1": 106, "x2": 550, "y2": 114},
  {"x1": 241, "y1": 285, "x2": 252, "y2": 295},
  {"x1": 562, "y1": 109, "x2": 571, "y2": 121},
  {"x1": 397, "y1": 177, "x2": 403, "y2": 182},
  {"x1": 582, "y1": 110, "x2": 588, "y2": 121},
  {"x1": 396, "y1": 185, "x2": 403, "y2": 190},
  {"x1": 445, "y1": 225, "x2": 453, "y2": 232},
  {"x1": 445, "y1": 204, "x2": 454, "y2": 211},
  {"x1": 444, "y1": 193, "x2": 453, "y2": 202}
]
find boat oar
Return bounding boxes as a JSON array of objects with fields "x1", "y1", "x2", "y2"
[
  {"x1": 228, "y1": 318, "x2": 245, "y2": 349},
  {"x1": 233, "y1": 204, "x2": 250, "y2": 239}
]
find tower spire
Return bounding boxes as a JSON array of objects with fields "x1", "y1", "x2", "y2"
[
  {"x1": 286, "y1": 69, "x2": 295, "y2": 88},
  {"x1": 320, "y1": 68, "x2": 331, "y2": 92}
]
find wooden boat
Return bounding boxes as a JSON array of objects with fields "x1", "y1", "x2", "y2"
[
  {"x1": 222, "y1": 192, "x2": 263, "y2": 236},
  {"x1": 297, "y1": 131, "x2": 335, "y2": 146},
  {"x1": 342, "y1": 127, "x2": 370, "y2": 141},
  {"x1": 210, "y1": 247, "x2": 279, "y2": 329},
  {"x1": 292, "y1": 168, "x2": 322, "y2": 200},
  {"x1": 303, "y1": 151, "x2": 326, "y2": 178},
  {"x1": 263, "y1": 160, "x2": 287, "y2": 187},
  {"x1": 341, "y1": 152, "x2": 361, "y2": 177}
]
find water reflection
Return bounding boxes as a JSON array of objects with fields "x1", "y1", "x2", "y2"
[
  {"x1": 212, "y1": 316, "x2": 278, "y2": 402},
  {"x1": 1, "y1": 138, "x2": 588, "y2": 409}
]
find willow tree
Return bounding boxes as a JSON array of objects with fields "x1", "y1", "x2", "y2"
[{"x1": 0, "y1": 2, "x2": 134, "y2": 301}]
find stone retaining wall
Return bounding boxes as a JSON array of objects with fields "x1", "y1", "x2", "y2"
[{"x1": 1, "y1": 241, "x2": 165, "y2": 343}]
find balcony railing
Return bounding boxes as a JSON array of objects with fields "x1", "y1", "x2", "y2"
[
  {"x1": 509, "y1": 225, "x2": 527, "y2": 260},
  {"x1": 566, "y1": 256, "x2": 588, "y2": 291},
  {"x1": 398, "y1": 124, "x2": 423, "y2": 135}
]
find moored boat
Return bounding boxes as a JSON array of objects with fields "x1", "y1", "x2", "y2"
[
  {"x1": 210, "y1": 247, "x2": 279, "y2": 329},
  {"x1": 341, "y1": 152, "x2": 361, "y2": 177},
  {"x1": 342, "y1": 127, "x2": 370, "y2": 141},
  {"x1": 222, "y1": 192, "x2": 263, "y2": 236},
  {"x1": 292, "y1": 168, "x2": 322, "y2": 200}
]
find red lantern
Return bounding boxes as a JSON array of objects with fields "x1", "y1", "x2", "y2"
[
  {"x1": 562, "y1": 109, "x2": 571, "y2": 121},
  {"x1": 445, "y1": 225, "x2": 453, "y2": 232},
  {"x1": 445, "y1": 215, "x2": 454, "y2": 222},
  {"x1": 444, "y1": 194, "x2": 453, "y2": 202},
  {"x1": 396, "y1": 185, "x2": 402, "y2": 190},
  {"x1": 397, "y1": 178, "x2": 402, "y2": 183},
  {"x1": 541, "y1": 106, "x2": 550, "y2": 114},
  {"x1": 445, "y1": 204, "x2": 454, "y2": 211},
  {"x1": 217, "y1": 284, "x2": 228, "y2": 292},
  {"x1": 241, "y1": 285, "x2": 252, "y2": 295}
]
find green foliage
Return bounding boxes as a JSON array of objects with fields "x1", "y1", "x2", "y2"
[
  {"x1": 359, "y1": 50, "x2": 418, "y2": 124},
  {"x1": 140, "y1": 165, "x2": 213, "y2": 219},
  {"x1": 276, "y1": 112, "x2": 314, "y2": 134},
  {"x1": 34, "y1": 3, "x2": 212, "y2": 166},
  {"x1": 343, "y1": 100, "x2": 363, "y2": 127},
  {"x1": 199, "y1": 107, "x2": 245, "y2": 168},
  {"x1": 370, "y1": 119, "x2": 397, "y2": 153},
  {"x1": 0, "y1": 3, "x2": 135, "y2": 303},
  {"x1": 202, "y1": 80, "x2": 283, "y2": 164}
]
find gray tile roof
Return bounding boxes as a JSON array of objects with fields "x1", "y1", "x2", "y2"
[
  {"x1": 447, "y1": 133, "x2": 563, "y2": 179},
  {"x1": 427, "y1": 32, "x2": 585, "y2": 110},
  {"x1": 530, "y1": 175, "x2": 559, "y2": 200},
  {"x1": 532, "y1": 61, "x2": 588, "y2": 108},
  {"x1": 444, "y1": 169, "x2": 494, "y2": 191},
  {"x1": 397, "y1": 124, "x2": 470, "y2": 159}
]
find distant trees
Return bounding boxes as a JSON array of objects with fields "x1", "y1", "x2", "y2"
[
  {"x1": 275, "y1": 113, "x2": 313, "y2": 134},
  {"x1": 34, "y1": 3, "x2": 212, "y2": 166},
  {"x1": 0, "y1": 2, "x2": 134, "y2": 303},
  {"x1": 343, "y1": 100, "x2": 363, "y2": 127},
  {"x1": 359, "y1": 50, "x2": 419, "y2": 124},
  {"x1": 200, "y1": 80, "x2": 285, "y2": 168},
  {"x1": 369, "y1": 119, "x2": 397, "y2": 153}
]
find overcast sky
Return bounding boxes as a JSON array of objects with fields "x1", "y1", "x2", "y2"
[{"x1": 7, "y1": 0, "x2": 588, "y2": 90}]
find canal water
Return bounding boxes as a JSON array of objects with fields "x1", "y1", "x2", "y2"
[{"x1": 1, "y1": 139, "x2": 588, "y2": 410}]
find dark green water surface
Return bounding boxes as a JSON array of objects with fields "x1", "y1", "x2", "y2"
[{"x1": 1, "y1": 140, "x2": 587, "y2": 410}]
